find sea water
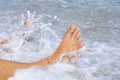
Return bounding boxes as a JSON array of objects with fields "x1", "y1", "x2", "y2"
[{"x1": 0, "y1": 0, "x2": 120, "y2": 80}]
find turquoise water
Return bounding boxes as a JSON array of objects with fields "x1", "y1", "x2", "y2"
[{"x1": 0, "y1": 0, "x2": 120, "y2": 80}]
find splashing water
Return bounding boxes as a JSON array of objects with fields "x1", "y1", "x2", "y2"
[{"x1": 0, "y1": 0, "x2": 120, "y2": 80}]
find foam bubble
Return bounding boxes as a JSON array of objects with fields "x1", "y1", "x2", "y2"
[{"x1": 8, "y1": 63, "x2": 77, "y2": 80}]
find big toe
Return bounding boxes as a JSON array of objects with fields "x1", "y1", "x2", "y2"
[
  {"x1": 67, "y1": 25, "x2": 77, "y2": 33},
  {"x1": 72, "y1": 27, "x2": 80, "y2": 41}
]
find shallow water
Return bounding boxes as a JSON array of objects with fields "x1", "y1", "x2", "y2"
[{"x1": 0, "y1": 0, "x2": 120, "y2": 80}]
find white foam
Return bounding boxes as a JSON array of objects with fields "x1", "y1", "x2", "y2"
[
  {"x1": 8, "y1": 63, "x2": 77, "y2": 80},
  {"x1": 0, "y1": 4, "x2": 119, "y2": 79}
]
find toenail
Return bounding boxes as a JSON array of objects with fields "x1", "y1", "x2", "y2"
[{"x1": 70, "y1": 25, "x2": 76, "y2": 29}]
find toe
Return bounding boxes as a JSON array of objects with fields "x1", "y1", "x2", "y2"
[
  {"x1": 72, "y1": 27, "x2": 79, "y2": 41},
  {"x1": 78, "y1": 38, "x2": 83, "y2": 48},
  {"x1": 75, "y1": 31, "x2": 81, "y2": 41},
  {"x1": 77, "y1": 42, "x2": 81, "y2": 49},
  {"x1": 76, "y1": 38, "x2": 83, "y2": 49},
  {"x1": 68, "y1": 25, "x2": 76, "y2": 32}
]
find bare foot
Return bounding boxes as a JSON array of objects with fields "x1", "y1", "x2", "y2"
[
  {"x1": 22, "y1": 11, "x2": 36, "y2": 38},
  {"x1": 24, "y1": 11, "x2": 35, "y2": 26},
  {"x1": 55, "y1": 25, "x2": 83, "y2": 63}
]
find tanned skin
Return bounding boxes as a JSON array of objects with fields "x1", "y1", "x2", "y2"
[{"x1": 0, "y1": 25, "x2": 83, "y2": 80}]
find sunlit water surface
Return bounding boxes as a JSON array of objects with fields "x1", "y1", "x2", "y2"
[{"x1": 0, "y1": 0, "x2": 120, "y2": 80}]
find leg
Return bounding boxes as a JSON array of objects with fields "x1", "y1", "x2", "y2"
[{"x1": 0, "y1": 25, "x2": 83, "y2": 80}]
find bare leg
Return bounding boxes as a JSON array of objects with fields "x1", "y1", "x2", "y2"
[{"x1": 0, "y1": 25, "x2": 83, "y2": 80}]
